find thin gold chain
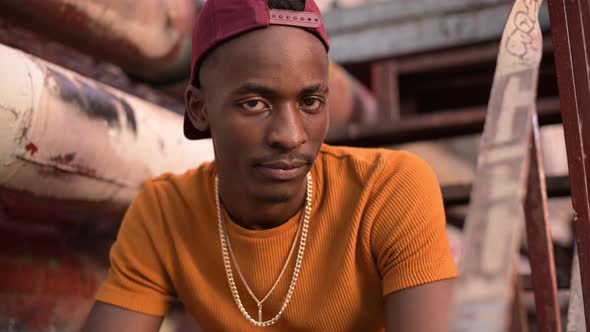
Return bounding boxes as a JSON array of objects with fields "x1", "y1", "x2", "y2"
[
  {"x1": 222, "y1": 206, "x2": 304, "y2": 311},
  {"x1": 215, "y1": 173, "x2": 312, "y2": 327}
]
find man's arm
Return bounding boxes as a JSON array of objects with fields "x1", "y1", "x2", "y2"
[
  {"x1": 384, "y1": 278, "x2": 454, "y2": 332},
  {"x1": 82, "y1": 301, "x2": 164, "y2": 332}
]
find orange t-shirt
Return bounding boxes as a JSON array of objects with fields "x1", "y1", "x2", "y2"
[{"x1": 96, "y1": 144, "x2": 457, "y2": 331}]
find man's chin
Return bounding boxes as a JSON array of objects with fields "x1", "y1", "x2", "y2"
[
  {"x1": 258, "y1": 194, "x2": 291, "y2": 204},
  {"x1": 251, "y1": 184, "x2": 299, "y2": 204}
]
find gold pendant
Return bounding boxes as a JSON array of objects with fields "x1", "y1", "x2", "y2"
[{"x1": 258, "y1": 304, "x2": 263, "y2": 323}]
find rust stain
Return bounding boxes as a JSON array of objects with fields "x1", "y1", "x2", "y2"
[
  {"x1": 72, "y1": 164, "x2": 97, "y2": 177},
  {"x1": 25, "y1": 142, "x2": 38, "y2": 156},
  {"x1": 41, "y1": 153, "x2": 98, "y2": 178},
  {"x1": 50, "y1": 153, "x2": 76, "y2": 164},
  {"x1": 37, "y1": 168, "x2": 70, "y2": 180}
]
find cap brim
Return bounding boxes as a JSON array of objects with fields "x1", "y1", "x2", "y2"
[{"x1": 183, "y1": 112, "x2": 211, "y2": 140}]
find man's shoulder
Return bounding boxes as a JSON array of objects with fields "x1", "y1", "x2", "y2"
[
  {"x1": 317, "y1": 144, "x2": 439, "y2": 198},
  {"x1": 318, "y1": 144, "x2": 425, "y2": 173},
  {"x1": 145, "y1": 161, "x2": 214, "y2": 199}
]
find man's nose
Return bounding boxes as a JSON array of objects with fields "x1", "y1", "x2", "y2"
[{"x1": 266, "y1": 103, "x2": 308, "y2": 150}]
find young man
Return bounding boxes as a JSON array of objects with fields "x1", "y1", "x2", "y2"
[{"x1": 83, "y1": 0, "x2": 457, "y2": 331}]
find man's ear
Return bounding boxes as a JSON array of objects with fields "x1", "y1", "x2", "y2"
[{"x1": 185, "y1": 85, "x2": 209, "y2": 132}]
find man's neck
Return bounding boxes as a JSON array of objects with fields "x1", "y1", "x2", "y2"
[{"x1": 217, "y1": 180, "x2": 307, "y2": 231}]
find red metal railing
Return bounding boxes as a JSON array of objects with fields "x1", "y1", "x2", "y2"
[{"x1": 547, "y1": 0, "x2": 590, "y2": 328}]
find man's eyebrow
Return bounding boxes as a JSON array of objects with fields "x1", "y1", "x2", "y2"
[
  {"x1": 302, "y1": 84, "x2": 329, "y2": 95},
  {"x1": 233, "y1": 83, "x2": 278, "y2": 97},
  {"x1": 232, "y1": 83, "x2": 330, "y2": 96}
]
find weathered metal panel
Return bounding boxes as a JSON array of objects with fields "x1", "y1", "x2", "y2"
[{"x1": 449, "y1": 0, "x2": 544, "y2": 330}]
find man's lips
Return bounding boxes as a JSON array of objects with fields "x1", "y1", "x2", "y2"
[
  {"x1": 255, "y1": 160, "x2": 309, "y2": 180},
  {"x1": 258, "y1": 160, "x2": 308, "y2": 169}
]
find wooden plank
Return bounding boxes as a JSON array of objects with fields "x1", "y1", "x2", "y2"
[
  {"x1": 396, "y1": 36, "x2": 554, "y2": 75},
  {"x1": 325, "y1": 3, "x2": 550, "y2": 64},
  {"x1": 325, "y1": 97, "x2": 560, "y2": 147},
  {"x1": 323, "y1": 0, "x2": 514, "y2": 34},
  {"x1": 442, "y1": 175, "x2": 570, "y2": 206},
  {"x1": 510, "y1": 265, "x2": 530, "y2": 332},
  {"x1": 449, "y1": 0, "x2": 544, "y2": 330},
  {"x1": 567, "y1": 249, "x2": 587, "y2": 332},
  {"x1": 547, "y1": 0, "x2": 590, "y2": 326},
  {"x1": 524, "y1": 115, "x2": 562, "y2": 332}
]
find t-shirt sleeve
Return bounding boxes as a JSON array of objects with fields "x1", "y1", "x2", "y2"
[
  {"x1": 369, "y1": 151, "x2": 458, "y2": 296},
  {"x1": 95, "y1": 180, "x2": 175, "y2": 316}
]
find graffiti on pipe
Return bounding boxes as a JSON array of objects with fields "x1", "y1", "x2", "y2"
[{"x1": 46, "y1": 68, "x2": 138, "y2": 135}]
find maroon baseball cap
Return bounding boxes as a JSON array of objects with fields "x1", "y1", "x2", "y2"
[{"x1": 184, "y1": 0, "x2": 330, "y2": 140}]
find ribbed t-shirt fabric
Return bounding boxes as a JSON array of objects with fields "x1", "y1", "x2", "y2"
[{"x1": 96, "y1": 144, "x2": 457, "y2": 331}]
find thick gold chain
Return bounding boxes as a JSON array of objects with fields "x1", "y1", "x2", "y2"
[{"x1": 215, "y1": 173, "x2": 312, "y2": 327}]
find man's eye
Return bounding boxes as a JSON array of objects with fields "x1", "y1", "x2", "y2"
[
  {"x1": 241, "y1": 100, "x2": 268, "y2": 112},
  {"x1": 301, "y1": 97, "x2": 323, "y2": 111}
]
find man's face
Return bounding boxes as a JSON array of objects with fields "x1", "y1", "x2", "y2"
[{"x1": 190, "y1": 26, "x2": 329, "y2": 203}]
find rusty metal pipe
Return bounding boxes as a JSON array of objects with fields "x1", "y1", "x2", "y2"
[
  {"x1": 327, "y1": 62, "x2": 378, "y2": 127},
  {"x1": 0, "y1": 43, "x2": 214, "y2": 224},
  {"x1": 0, "y1": 0, "x2": 198, "y2": 83}
]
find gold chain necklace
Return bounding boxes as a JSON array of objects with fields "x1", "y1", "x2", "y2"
[
  {"x1": 223, "y1": 205, "x2": 304, "y2": 320},
  {"x1": 215, "y1": 173, "x2": 312, "y2": 327}
]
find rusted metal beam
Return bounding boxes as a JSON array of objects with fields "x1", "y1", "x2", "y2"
[
  {"x1": 547, "y1": 0, "x2": 590, "y2": 327},
  {"x1": 371, "y1": 60, "x2": 401, "y2": 121},
  {"x1": 325, "y1": 97, "x2": 560, "y2": 147},
  {"x1": 442, "y1": 174, "x2": 570, "y2": 206},
  {"x1": 0, "y1": 0, "x2": 199, "y2": 83},
  {"x1": 0, "y1": 43, "x2": 214, "y2": 225},
  {"x1": 524, "y1": 116, "x2": 562, "y2": 332},
  {"x1": 449, "y1": 0, "x2": 544, "y2": 330},
  {"x1": 520, "y1": 273, "x2": 570, "y2": 291}
]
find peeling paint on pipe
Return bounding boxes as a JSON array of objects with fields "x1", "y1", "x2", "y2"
[
  {"x1": 0, "y1": 0, "x2": 198, "y2": 83},
  {"x1": 0, "y1": 43, "x2": 214, "y2": 219}
]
